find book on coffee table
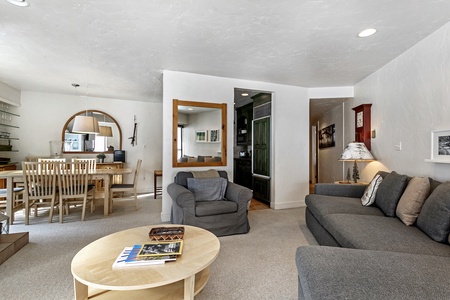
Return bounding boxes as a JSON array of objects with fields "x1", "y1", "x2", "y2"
[
  {"x1": 112, "y1": 246, "x2": 176, "y2": 268},
  {"x1": 137, "y1": 241, "x2": 183, "y2": 257}
]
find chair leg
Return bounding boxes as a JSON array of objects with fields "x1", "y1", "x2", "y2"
[
  {"x1": 134, "y1": 189, "x2": 138, "y2": 210},
  {"x1": 25, "y1": 199, "x2": 30, "y2": 225},
  {"x1": 81, "y1": 196, "x2": 87, "y2": 222}
]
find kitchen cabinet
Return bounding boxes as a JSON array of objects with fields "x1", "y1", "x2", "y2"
[
  {"x1": 234, "y1": 158, "x2": 252, "y2": 189},
  {"x1": 236, "y1": 103, "x2": 253, "y2": 145}
]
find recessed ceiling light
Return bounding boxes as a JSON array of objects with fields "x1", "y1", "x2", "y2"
[
  {"x1": 6, "y1": 0, "x2": 30, "y2": 7},
  {"x1": 241, "y1": 93, "x2": 249, "y2": 96},
  {"x1": 188, "y1": 108, "x2": 193, "y2": 111},
  {"x1": 358, "y1": 28, "x2": 377, "y2": 38}
]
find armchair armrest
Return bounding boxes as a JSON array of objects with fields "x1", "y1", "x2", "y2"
[
  {"x1": 167, "y1": 183, "x2": 195, "y2": 209},
  {"x1": 225, "y1": 182, "x2": 252, "y2": 207},
  {"x1": 314, "y1": 183, "x2": 367, "y2": 198}
]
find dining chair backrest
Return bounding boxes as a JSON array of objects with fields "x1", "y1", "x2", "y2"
[
  {"x1": 22, "y1": 161, "x2": 57, "y2": 199},
  {"x1": 72, "y1": 158, "x2": 96, "y2": 172},
  {"x1": 57, "y1": 162, "x2": 90, "y2": 198},
  {"x1": 38, "y1": 158, "x2": 66, "y2": 172},
  {"x1": 133, "y1": 159, "x2": 142, "y2": 186}
]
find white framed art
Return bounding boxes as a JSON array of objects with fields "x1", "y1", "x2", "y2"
[
  {"x1": 209, "y1": 129, "x2": 220, "y2": 143},
  {"x1": 425, "y1": 129, "x2": 450, "y2": 163}
]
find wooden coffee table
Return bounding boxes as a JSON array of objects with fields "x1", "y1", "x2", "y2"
[{"x1": 71, "y1": 225, "x2": 220, "y2": 300}]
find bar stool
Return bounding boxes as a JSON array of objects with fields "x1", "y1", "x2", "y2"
[{"x1": 154, "y1": 170, "x2": 162, "y2": 199}]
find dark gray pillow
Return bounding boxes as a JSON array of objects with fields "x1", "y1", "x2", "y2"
[
  {"x1": 416, "y1": 181, "x2": 450, "y2": 243},
  {"x1": 374, "y1": 171, "x2": 408, "y2": 217}
]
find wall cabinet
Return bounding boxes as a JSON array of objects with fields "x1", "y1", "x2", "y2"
[{"x1": 236, "y1": 103, "x2": 253, "y2": 145}]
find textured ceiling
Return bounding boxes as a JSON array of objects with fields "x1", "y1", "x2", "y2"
[{"x1": 1, "y1": 1, "x2": 450, "y2": 103}]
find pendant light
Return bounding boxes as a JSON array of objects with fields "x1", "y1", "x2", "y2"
[
  {"x1": 71, "y1": 83, "x2": 100, "y2": 134},
  {"x1": 98, "y1": 113, "x2": 113, "y2": 137}
]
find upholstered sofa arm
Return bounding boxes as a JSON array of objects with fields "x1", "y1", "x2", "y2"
[
  {"x1": 225, "y1": 182, "x2": 252, "y2": 207},
  {"x1": 167, "y1": 183, "x2": 195, "y2": 209},
  {"x1": 314, "y1": 183, "x2": 367, "y2": 198}
]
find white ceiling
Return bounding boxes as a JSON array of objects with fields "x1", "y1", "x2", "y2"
[{"x1": 2, "y1": 1, "x2": 450, "y2": 103}]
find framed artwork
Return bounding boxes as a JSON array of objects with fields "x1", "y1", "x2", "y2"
[
  {"x1": 195, "y1": 130, "x2": 207, "y2": 142},
  {"x1": 209, "y1": 129, "x2": 220, "y2": 143},
  {"x1": 319, "y1": 124, "x2": 335, "y2": 149},
  {"x1": 430, "y1": 129, "x2": 450, "y2": 162}
]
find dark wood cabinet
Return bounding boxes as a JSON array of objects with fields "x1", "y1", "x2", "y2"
[
  {"x1": 236, "y1": 103, "x2": 253, "y2": 145},
  {"x1": 253, "y1": 176, "x2": 270, "y2": 204},
  {"x1": 234, "y1": 158, "x2": 252, "y2": 189}
]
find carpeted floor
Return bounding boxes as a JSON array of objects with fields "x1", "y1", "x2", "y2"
[{"x1": 0, "y1": 196, "x2": 316, "y2": 300}]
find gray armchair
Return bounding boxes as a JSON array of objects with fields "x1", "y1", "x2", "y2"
[{"x1": 167, "y1": 171, "x2": 252, "y2": 237}]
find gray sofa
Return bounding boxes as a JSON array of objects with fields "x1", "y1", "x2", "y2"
[
  {"x1": 168, "y1": 171, "x2": 252, "y2": 237},
  {"x1": 296, "y1": 171, "x2": 450, "y2": 300}
]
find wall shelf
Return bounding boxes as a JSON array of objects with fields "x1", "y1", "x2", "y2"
[
  {"x1": 0, "y1": 124, "x2": 19, "y2": 129},
  {"x1": 0, "y1": 109, "x2": 19, "y2": 117}
]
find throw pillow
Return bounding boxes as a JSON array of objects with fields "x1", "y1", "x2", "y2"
[
  {"x1": 416, "y1": 181, "x2": 450, "y2": 243},
  {"x1": 361, "y1": 174, "x2": 383, "y2": 206},
  {"x1": 374, "y1": 171, "x2": 409, "y2": 217},
  {"x1": 396, "y1": 177, "x2": 430, "y2": 225},
  {"x1": 187, "y1": 177, "x2": 227, "y2": 201}
]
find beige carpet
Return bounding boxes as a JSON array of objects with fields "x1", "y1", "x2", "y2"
[{"x1": 0, "y1": 196, "x2": 316, "y2": 300}]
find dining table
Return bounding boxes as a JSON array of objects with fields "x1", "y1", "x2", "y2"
[{"x1": 0, "y1": 167, "x2": 132, "y2": 223}]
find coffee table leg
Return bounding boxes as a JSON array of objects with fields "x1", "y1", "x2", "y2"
[
  {"x1": 184, "y1": 274, "x2": 195, "y2": 299},
  {"x1": 74, "y1": 277, "x2": 88, "y2": 300}
]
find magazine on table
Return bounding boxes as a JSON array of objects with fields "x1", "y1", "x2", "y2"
[
  {"x1": 112, "y1": 246, "x2": 176, "y2": 268},
  {"x1": 137, "y1": 240, "x2": 184, "y2": 257}
]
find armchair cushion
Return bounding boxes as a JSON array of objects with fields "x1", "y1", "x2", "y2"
[
  {"x1": 196, "y1": 200, "x2": 238, "y2": 217},
  {"x1": 187, "y1": 177, "x2": 227, "y2": 201}
]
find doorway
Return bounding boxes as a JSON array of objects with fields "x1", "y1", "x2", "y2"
[{"x1": 234, "y1": 88, "x2": 272, "y2": 205}]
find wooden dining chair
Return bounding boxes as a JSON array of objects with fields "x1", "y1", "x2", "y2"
[
  {"x1": 22, "y1": 161, "x2": 58, "y2": 225},
  {"x1": 0, "y1": 187, "x2": 25, "y2": 224},
  {"x1": 57, "y1": 161, "x2": 95, "y2": 223},
  {"x1": 72, "y1": 158, "x2": 97, "y2": 200},
  {"x1": 110, "y1": 159, "x2": 142, "y2": 210}
]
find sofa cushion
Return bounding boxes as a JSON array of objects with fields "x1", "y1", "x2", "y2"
[
  {"x1": 416, "y1": 181, "x2": 450, "y2": 243},
  {"x1": 296, "y1": 246, "x2": 450, "y2": 300},
  {"x1": 375, "y1": 171, "x2": 408, "y2": 216},
  {"x1": 195, "y1": 200, "x2": 238, "y2": 216},
  {"x1": 322, "y1": 214, "x2": 450, "y2": 257},
  {"x1": 396, "y1": 176, "x2": 430, "y2": 225},
  {"x1": 361, "y1": 174, "x2": 383, "y2": 206},
  {"x1": 187, "y1": 177, "x2": 227, "y2": 201},
  {"x1": 305, "y1": 194, "x2": 384, "y2": 225}
]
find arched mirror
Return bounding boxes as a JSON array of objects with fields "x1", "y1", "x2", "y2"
[
  {"x1": 62, "y1": 110, "x2": 122, "y2": 153},
  {"x1": 173, "y1": 99, "x2": 227, "y2": 167}
]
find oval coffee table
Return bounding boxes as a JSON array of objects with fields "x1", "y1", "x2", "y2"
[{"x1": 71, "y1": 225, "x2": 220, "y2": 300}]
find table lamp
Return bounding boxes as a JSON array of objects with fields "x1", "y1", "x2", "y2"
[{"x1": 339, "y1": 142, "x2": 375, "y2": 183}]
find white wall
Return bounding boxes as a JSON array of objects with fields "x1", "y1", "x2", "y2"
[
  {"x1": 18, "y1": 92, "x2": 163, "y2": 192},
  {"x1": 316, "y1": 104, "x2": 345, "y2": 183},
  {"x1": 162, "y1": 71, "x2": 312, "y2": 221},
  {"x1": 350, "y1": 21, "x2": 450, "y2": 182}
]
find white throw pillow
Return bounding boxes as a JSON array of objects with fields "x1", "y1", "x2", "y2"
[{"x1": 361, "y1": 174, "x2": 383, "y2": 206}]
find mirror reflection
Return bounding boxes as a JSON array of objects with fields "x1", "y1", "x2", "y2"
[
  {"x1": 173, "y1": 99, "x2": 227, "y2": 167},
  {"x1": 62, "y1": 110, "x2": 122, "y2": 153}
]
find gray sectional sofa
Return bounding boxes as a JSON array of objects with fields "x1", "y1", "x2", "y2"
[{"x1": 296, "y1": 171, "x2": 450, "y2": 300}]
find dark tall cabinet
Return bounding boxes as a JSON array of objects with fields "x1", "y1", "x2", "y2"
[{"x1": 252, "y1": 93, "x2": 271, "y2": 204}]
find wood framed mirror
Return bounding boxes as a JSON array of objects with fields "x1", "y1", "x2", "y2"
[
  {"x1": 62, "y1": 110, "x2": 122, "y2": 154},
  {"x1": 173, "y1": 99, "x2": 227, "y2": 167}
]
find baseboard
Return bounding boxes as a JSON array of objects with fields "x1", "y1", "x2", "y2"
[{"x1": 272, "y1": 199, "x2": 306, "y2": 210}]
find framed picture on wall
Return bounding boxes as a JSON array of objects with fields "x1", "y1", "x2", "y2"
[
  {"x1": 429, "y1": 129, "x2": 450, "y2": 162},
  {"x1": 319, "y1": 124, "x2": 335, "y2": 149},
  {"x1": 195, "y1": 130, "x2": 207, "y2": 142},
  {"x1": 209, "y1": 129, "x2": 220, "y2": 143}
]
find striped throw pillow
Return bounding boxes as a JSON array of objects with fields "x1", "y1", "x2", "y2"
[{"x1": 361, "y1": 175, "x2": 383, "y2": 206}]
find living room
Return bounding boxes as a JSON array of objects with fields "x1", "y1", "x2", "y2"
[{"x1": 1, "y1": 1, "x2": 450, "y2": 299}]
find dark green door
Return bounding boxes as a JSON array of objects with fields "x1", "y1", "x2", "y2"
[{"x1": 253, "y1": 117, "x2": 270, "y2": 176}]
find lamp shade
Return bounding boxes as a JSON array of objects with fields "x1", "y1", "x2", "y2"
[
  {"x1": 98, "y1": 126, "x2": 113, "y2": 137},
  {"x1": 72, "y1": 115, "x2": 100, "y2": 134},
  {"x1": 339, "y1": 142, "x2": 375, "y2": 161}
]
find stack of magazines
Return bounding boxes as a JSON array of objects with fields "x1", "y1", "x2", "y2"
[{"x1": 112, "y1": 227, "x2": 184, "y2": 268}]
